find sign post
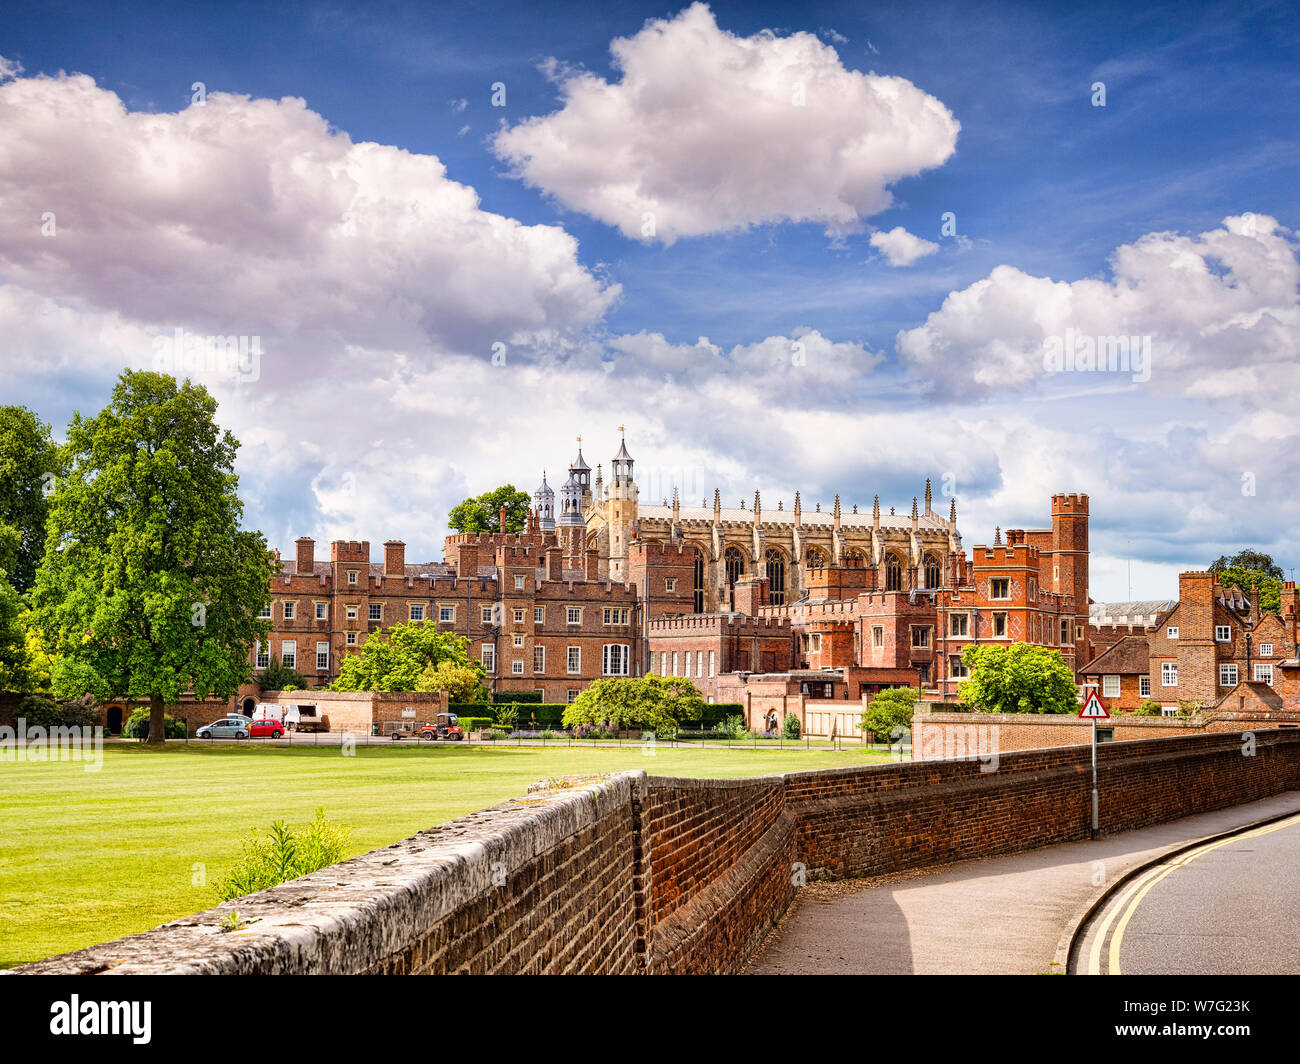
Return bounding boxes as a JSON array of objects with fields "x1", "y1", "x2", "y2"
[{"x1": 1079, "y1": 688, "x2": 1110, "y2": 839}]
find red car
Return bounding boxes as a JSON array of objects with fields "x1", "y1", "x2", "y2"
[{"x1": 249, "y1": 718, "x2": 284, "y2": 738}]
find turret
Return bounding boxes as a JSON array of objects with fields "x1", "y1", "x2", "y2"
[{"x1": 533, "y1": 471, "x2": 555, "y2": 532}]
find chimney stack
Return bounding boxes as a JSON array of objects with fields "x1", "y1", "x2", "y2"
[
  {"x1": 458, "y1": 543, "x2": 480, "y2": 580},
  {"x1": 295, "y1": 537, "x2": 315, "y2": 575},
  {"x1": 584, "y1": 548, "x2": 600, "y2": 582},
  {"x1": 545, "y1": 546, "x2": 563, "y2": 583},
  {"x1": 384, "y1": 540, "x2": 406, "y2": 577}
]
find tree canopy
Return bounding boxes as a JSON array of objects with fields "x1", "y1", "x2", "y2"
[
  {"x1": 447, "y1": 485, "x2": 532, "y2": 535},
  {"x1": 1209, "y1": 550, "x2": 1283, "y2": 614},
  {"x1": 31, "y1": 371, "x2": 274, "y2": 742},
  {"x1": 861, "y1": 686, "x2": 918, "y2": 741},
  {"x1": 958, "y1": 643, "x2": 1079, "y2": 714},
  {"x1": 562, "y1": 675, "x2": 705, "y2": 735},
  {"x1": 330, "y1": 619, "x2": 485, "y2": 694},
  {"x1": 0, "y1": 405, "x2": 64, "y2": 593}
]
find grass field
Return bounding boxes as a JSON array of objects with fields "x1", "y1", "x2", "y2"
[{"x1": 0, "y1": 741, "x2": 892, "y2": 968}]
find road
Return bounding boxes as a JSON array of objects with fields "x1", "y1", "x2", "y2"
[
  {"x1": 1073, "y1": 811, "x2": 1300, "y2": 975},
  {"x1": 746, "y1": 793, "x2": 1300, "y2": 975}
]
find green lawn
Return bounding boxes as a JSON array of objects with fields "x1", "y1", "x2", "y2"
[{"x1": 0, "y1": 741, "x2": 891, "y2": 968}]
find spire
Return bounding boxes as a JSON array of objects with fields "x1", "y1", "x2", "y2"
[
  {"x1": 872, "y1": 494, "x2": 880, "y2": 529},
  {"x1": 753, "y1": 490, "x2": 761, "y2": 522},
  {"x1": 911, "y1": 497, "x2": 918, "y2": 531},
  {"x1": 794, "y1": 491, "x2": 802, "y2": 525},
  {"x1": 672, "y1": 486, "x2": 680, "y2": 521},
  {"x1": 995, "y1": 525, "x2": 1003, "y2": 545},
  {"x1": 833, "y1": 494, "x2": 841, "y2": 530},
  {"x1": 924, "y1": 478, "x2": 932, "y2": 515},
  {"x1": 713, "y1": 488, "x2": 721, "y2": 523},
  {"x1": 949, "y1": 496, "x2": 957, "y2": 524}
]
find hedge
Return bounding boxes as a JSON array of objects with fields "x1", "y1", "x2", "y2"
[
  {"x1": 492, "y1": 690, "x2": 542, "y2": 704},
  {"x1": 455, "y1": 716, "x2": 494, "y2": 732}
]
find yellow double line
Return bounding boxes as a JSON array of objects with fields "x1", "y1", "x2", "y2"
[{"x1": 1084, "y1": 812, "x2": 1300, "y2": 975}]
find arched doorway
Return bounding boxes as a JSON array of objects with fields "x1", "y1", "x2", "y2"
[
  {"x1": 106, "y1": 706, "x2": 123, "y2": 734},
  {"x1": 242, "y1": 697, "x2": 257, "y2": 716}
]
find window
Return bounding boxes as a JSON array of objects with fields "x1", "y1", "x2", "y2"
[
  {"x1": 513, "y1": 608, "x2": 525, "y2": 624},
  {"x1": 369, "y1": 603, "x2": 383, "y2": 622},
  {"x1": 693, "y1": 549, "x2": 706, "y2": 612},
  {"x1": 316, "y1": 642, "x2": 329, "y2": 671},
  {"x1": 567, "y1": 689, "x2": 580, "y2": 703},
  {"x1": 567, "y1": 647, "x2": 581, "y2": 674},
  {"x1": 481, "y1": 645, "x2": 496, "y2": 673},
  {"x1": 665, "y1": 578, "x2": 676, "y2": 592},
  {"x1": 1215, "y1": 625, "x2": 1231, "y2": 642},
  {"x1": 708, "y1": 651, "x2": 716, "y2": 677},
  {"x1": 281, "y1": 640, "x2": 296, "y2": 669},
  {"x1": 950, "y1": 613, "x2": 968, "y2": 637},
  {"x1": 991, "y1": 578, "x2": 1010, "y2": 600},
  {"x1": 1255, "y1": 663, "x2": 1274, "y2": 685},
  {"x1": 872, "y1": 626, "x2": 884, "y2": 649},
  {"x1": 315, "y1": 603, "x2": 327, "y2": 620},
  {"x1": 924, "y1": 555, "x2": 941, "y2": 589},
  {"x1": 949, "y1": 654, "x2": 968, "y2": 679},
  {"x1": 255, "y1": 641, "x2": 269, "y2": 669},
  {"x1": 534, "y1": 646, "x2": 545, "y2": 673},
  {"x1": 1260, "y1": 643, "x2": 1274, "y2": 657},
  {"x1": 534, "y1": 606, "x2": 544, "y2": 624},
  {"x1": 1219, "y1": 663, "x2": 1238, "y2": 687},
  {"x1": 1161, "y1": 707, "x2": 1178, "y2": 718},
  {"x1": 1061, "y1": 619, "x2": 1071, "y2": 644},
  {"x1": 603, "y1": 644, "x2": 631, "y2": 676},
  {"x1": 567, "y1": 607, "x2": 582, "y2": 625},
  {"x1": 1161, "y1": 662, "x2": 1178, "y2": 687},
  {"x1": 346, "y1": 632, "x2": 357, "y2": 647},
  {"x1": 724, "y1": 547, "x2": 745, "y2": 609},
  {"x1": 409, "y1": 604, "x2": 425, "y2": 622},
  {"x1": 512, "y1": 660, "x2": 524, "y2": 675},
  {"x1": 347, "y1": 570, "x2": 358, "y2": 585},
  {"x1": 514, "y1": 575, "x2": 525, "y2": 591},
  {"x1": 481, "y1": 606, "x2": 493, "y2": 623},
  {"x1": 345, "y1": 605, "x2": 357, "y2": 621},
  {"x1": 671, "y1": 652, "x2": 679, "y2": 676},
  {"x1": 918, "y1": 663, "x2": 930, "y2": 684},
  {"x1": 1167, "y1": 626, "x2": 1179, "y2": 639},
  {"x1": 911, "y1": 627, "x2": 930, "y2": 649},
  {"x1": 258, "y1": 603, "x2": 272, "y2": 619},
  {"x1": 660, "y1": 651, "x2": 668, "y2": 675},
  {"x1": 512, "y1": 634, "x2": 524, "y2": 648},
  {"x1": 603, "y1": 607, "x2": 630, "y2": 625},
  {"x1": 439, "y1": 605, "x2": 454, "y2": 623},
  {"x1": 885, "y1": 554, "x2": 902, "y2": 592},
  {"x1": 993, "y1": 612, "x2": 1007, "y2": 638},
  {"x1": 1139, "y1": 676, "x2": 1151, "y2": 697},
  {"x1": 283, "y1": 601, "x2": 296, "y2": 620},
  {"x1": 1102, "y1": 675, "x2": 1121, "y2": 698}
]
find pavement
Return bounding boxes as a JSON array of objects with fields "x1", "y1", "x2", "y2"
[{"x1": 746, "y1": 791, "x2": 1300, "y2": 975}]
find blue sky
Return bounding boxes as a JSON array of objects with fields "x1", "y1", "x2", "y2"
[{"x1": 1, "y1": 1, "x2": 1298, "y2": 600}]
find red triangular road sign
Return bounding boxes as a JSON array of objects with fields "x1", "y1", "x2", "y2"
[{"x1": 1079, "y1": 690, "x2": 1110, "y2": 719}]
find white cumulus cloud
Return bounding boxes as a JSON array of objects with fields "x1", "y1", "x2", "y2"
[
  {"x1": 492, "y1": 3, "x2": 959, "y2": 244},
  {"x1": 869, "y1": 226, "x2": 939, "y2": 266}
]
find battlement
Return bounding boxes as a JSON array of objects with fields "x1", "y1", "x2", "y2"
[
  {"x1": 647, "y1": 614, "x2": 790, "y2": 633},
  {"x1": 330, "y1": 540, "x2": 370, "y2": 562},
  {"x1": 1051, "y1": 492, "x2": 1090, "y2": 515}
]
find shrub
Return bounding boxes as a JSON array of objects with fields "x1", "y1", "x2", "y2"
[
  {"x1": 782, "y1": 713, "x2": 801, "y2": 739},
  {"x1": 495, "y1": 706, "x2": 519, "y2": 730},
  {"x1": 861, "y1": 687, "x2": 918, "y2": 742},
  {"x1": 258, "y1": 654, "x2": 306, "y2": 694},
  {"x1": 456, "y1": 716, "x2": 493, "y2": 732},
  {"x1": 17, "y1": 692, "x2": 99, "y2": 729},
  {"x1": 217, "y1": 807, "x2": 349, "y2": 902},
  {"x1": 714, "y1": 715, "x2": 748, "y2": 740},
  {"x1": 122, "y1": 707, "x2": 187, "y2": 739},
  {"x1": 1135, "y1": 699, "x2": 1162, "y2": 716}
]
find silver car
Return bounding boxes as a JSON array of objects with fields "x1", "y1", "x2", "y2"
[{"x1": 197, "y1": 717, "x2": 250, "y2": 739}]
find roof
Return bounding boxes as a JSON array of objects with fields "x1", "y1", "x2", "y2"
[
  {"x1": 1081, "y1": 634, "x2": 1150, "y2": 675},
  {"x1": 635, "y1": 502, "x2": 951, "y2": 531},
  {"x1": 1210, "y1": 681, "x2": 1284, "y2": 711},
  {"x1": 1090, "y1": 600, "x2": 1176, "y2": 627}
]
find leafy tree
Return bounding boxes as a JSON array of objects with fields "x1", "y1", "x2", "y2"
[
  {"x1": 330, "y1": 619, "x2": 482, "y2": 692},
  {"x1": 781, "y1": 712, "x2": 801, "y2": 739},
  {"x1": 958, "y1": 643, "x2": 1079, "y2": 714},
  {"x1": 1209, "y1": 550, "x2": 1282, "y2": 614},
  {"x1": 258, "y1": 654, "x2": 307, "y2": 694},
  {"x1": 0, "y1": 572, "x2": 27, "y2": 691},
  {"x1": 562, "y1": 675, "x2": 705, "y2": 736},
  {"x1": 447, "y1": 485, "x2": 532, "y2": 535},
  {"x1": 861, "y1": 687, "x2": 918, "y2": 741},
  {"x1": 0, "y1": 406, "x2": 65, "y2": 593},
  {"x1": 415, "y1": 659, "x2": 489, "y2": 702},
  {"x1": 31, "y1": 371, "x2": 274, "y2": 744}
]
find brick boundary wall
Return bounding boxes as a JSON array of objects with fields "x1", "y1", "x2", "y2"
[{"x1": 15, "y1": 730, "x2": 1300, "y2": 975}]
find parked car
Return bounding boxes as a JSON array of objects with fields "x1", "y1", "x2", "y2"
[
  {"x1": 197, "y1": 718, "x2": 249, "y2": 740},
  {"x1": 249, "y1": 718, "x2": 284, "y2": 738}
]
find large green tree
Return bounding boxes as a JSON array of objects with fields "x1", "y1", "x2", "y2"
[
  {"x1": 32, "y1": 372, "x2": 273, "y2": 744},
  {"x1": 1209, "y1": 550, "x2": 1284, "y2": 614},
  {"x1": 861, "y1": 687, "x2": 918, "y2": 742},
  {"x1": 0, "y1": 406, "x2": 64, "y2": 593},
  {"x1": 562, "y1": 675, "x2": 705, "y2": 736},
  {"x1": 331, "y1": 619, "x2": 484, "y2": 693},
  {"x1": 958, "y1": 643, "x2": 1079, "y2": 714},
  {"x1": 447, "y1": 485, "x2": 532, "y2": 535}
]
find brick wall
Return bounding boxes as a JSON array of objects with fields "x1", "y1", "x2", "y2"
[{"x1": 21, "y1": 730, "x2": 1300, "y2": 975}]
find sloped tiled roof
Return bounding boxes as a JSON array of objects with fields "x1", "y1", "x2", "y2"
[{"x1": 1081, "y1": 634, "x2": 1150, "y2": 675}]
